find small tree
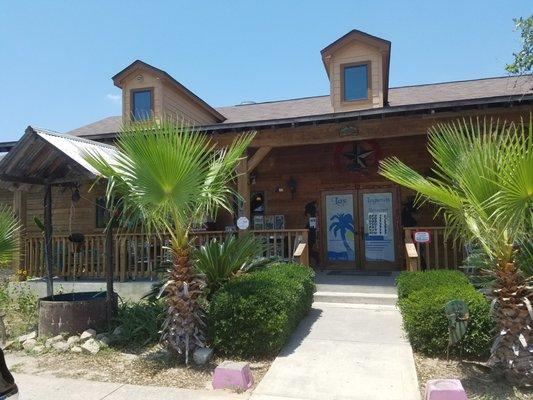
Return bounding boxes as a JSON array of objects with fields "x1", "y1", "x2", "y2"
[
  {"x1": 379, "y1": 118, "x2": 532, "y2": 386},
  {"x1": 506, "y1": 16, "x2": 533, "y2": 75},
  {"x1": 85, "y1": 119, "x2": 253, "y2": 364}
]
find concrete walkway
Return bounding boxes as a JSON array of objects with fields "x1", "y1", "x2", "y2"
[
  {"x1": 12, "y1": 372, "x2": 248, "y2": 400},
  {"x1": 251, "y1": 274, "x2": 420, "y2": 400},
  {"x1": 9, "y1": 272, "x2": 419, "y2": 400}
]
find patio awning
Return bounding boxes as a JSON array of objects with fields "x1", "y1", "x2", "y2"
[{"x1": 0, "y1": 126, "x2": 117, "y2": 186}]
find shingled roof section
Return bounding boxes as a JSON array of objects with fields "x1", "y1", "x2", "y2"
[
  {"x1": 68, "y1": 116, "x2": 122, "y2": 138},
  {"x1": 67, "y1": 75, "x2": 532, "y2": 137}
]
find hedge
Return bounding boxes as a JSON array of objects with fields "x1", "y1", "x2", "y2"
[
  {"x1": 399, "y1": 283, "x2": 492, "y2": 358},
  {"x1": 396, "y1": 269, "x2": 470, "y2": 300},
  {"x1": 208, "y1": 263, "x2": 315, "y2": 358}
]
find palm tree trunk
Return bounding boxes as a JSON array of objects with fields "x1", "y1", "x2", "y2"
[
  {"x1": 161, "y1": 247, "x2": 206, "y2": 364},
  {"x1": 489, "y1": 262, "x2": 533, "y2": 387}
]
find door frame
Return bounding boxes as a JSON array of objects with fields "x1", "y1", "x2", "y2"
[
  {"x1": 357, "y1": 186, "x2": 401, "y2": 270},
  {"x1": 320, "y1": 190, "x2": 360, "y2": 270},
  {"x1": 319, "y1": 184, "x2": 401, "y2": 270}
]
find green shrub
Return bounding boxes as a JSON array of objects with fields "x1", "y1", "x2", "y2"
[
  {"x1": 193, "y1": 234, "x2": 266, "y2": 296},
  {"x1": 112, "y1": 299, "x2": 165, "y2": 348},
  {"x1": 208, "y1": 263, "x2": 314, "y2": 359},
  {"x1": 396, "y1": 270, "x2": 470, "y2": 299},
  {"x1": 399, "y1": 284, "x2": 492, "y2": 358},
  {"x1": 0, "y1": 281, "x2": 38, "y2": 338}
]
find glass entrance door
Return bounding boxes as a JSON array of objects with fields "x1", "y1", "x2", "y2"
[
  {"x1": 359, "y1": 189, "x2": 398, "y2": 270},
  {"x1": 322, "y1": 191, "x2": 358, "y2": 268}
]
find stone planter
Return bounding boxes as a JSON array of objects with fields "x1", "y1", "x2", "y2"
[{"x1": 38, "y1": 291, "x2": 117, "y2": 337}]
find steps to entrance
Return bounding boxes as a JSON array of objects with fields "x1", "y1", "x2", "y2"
[{"x1": 313, "y1": 290, "x2": 398, "y2": 306}]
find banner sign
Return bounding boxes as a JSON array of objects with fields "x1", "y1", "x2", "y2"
[
  {"x1": 325, "y1": 194, "x2": 356, "y2": 262},
  {"x1": 363, "y1": 193, "x2": 395, "y2": 262}
]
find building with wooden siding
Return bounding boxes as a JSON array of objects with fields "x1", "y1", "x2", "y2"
[{"x1": 0, "y1": 29, "x2": 531, "y2": 279}]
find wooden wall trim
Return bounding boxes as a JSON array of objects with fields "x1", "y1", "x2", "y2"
[
  {"x1": 212, "y1": 107, "x2": 531, "y2": 149},
  {"x1": 248, "y1": 147, "x2": 272, "y2": 172}
]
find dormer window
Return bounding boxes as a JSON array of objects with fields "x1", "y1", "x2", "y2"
[
  {"x1": 342, "y1": 62, "x2": 370, "y2": 101},
  {"x1": 131, "y1": 88, "x2": 153, "y2": 120}
]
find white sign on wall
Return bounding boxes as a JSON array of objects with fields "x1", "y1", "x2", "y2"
[{"x1": 414, "y1": 231, "x2": 431, "y2": 243}]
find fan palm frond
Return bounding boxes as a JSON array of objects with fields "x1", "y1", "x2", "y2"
[{"x1": 0, "y1": 206, "x2": 21, "y2": 266}]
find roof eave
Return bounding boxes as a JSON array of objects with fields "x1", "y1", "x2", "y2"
[
  {"x1": 320, "y1": 29, "x2": 391, "y2": 56},
  {"x1": 202, "y1": 94, "x2": 533, "y2": 133},
  {"x1": 0, "y1": 94, "x2": 530, "y2": 152},
  {"x1": 0, "y1": 126, "x2": 110, "y2": 185}
]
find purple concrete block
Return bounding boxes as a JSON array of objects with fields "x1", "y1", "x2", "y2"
[
  {"x1": 212, "y1": 361, "x2": 254, "y2": 390},
  {"x1": 426, "y1": 379, "x2": 468, "y2": 400}
]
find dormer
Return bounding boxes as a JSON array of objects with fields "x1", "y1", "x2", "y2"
[
  {"x1": 112, "y1": 60, "x2": 225, "y2": 125},
  {"x1": 321, "y1": 30, "x2": 391, "y2": 112}
]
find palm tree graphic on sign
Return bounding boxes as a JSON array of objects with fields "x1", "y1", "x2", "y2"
[{"x1": 328, "y1": 213, "x2": 356, "y2": 261}]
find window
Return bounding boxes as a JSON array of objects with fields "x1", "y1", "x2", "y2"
[
  {"x1": 131, "y1": 88, "x2": 153, "y2": 120},
  {"x1": 342, "y1": 63, "x2": 370, "y2": 101},
  {"x1": 95, "y1": 197, "x2": 110, "y2": 229}
]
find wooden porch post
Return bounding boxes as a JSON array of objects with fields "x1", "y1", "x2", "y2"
[
  {"x1": 104, "y1": 217, "x2": 115, "y2": 330},
  {"x1": 43, "y1": 183, "x2": 54, "y2": 297},
  {"x1": 12, "y1": 189, "x2": 27, "y2": 275},
  {"x1": 236, "y1": 157, "x2": 250, "y2": 226},
  {"x1": 404, "y1": 228, "x2": 418, "y2": 271},
  {"x1": 235, "y1": 146, "x2": 271, "y2": 231}
]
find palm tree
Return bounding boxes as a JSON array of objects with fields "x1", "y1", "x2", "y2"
[
  {"x1": 379, "y1": 118, "x2": 532, "y2": 386},
  {"x1": 85, "y1": 118, "x2": 254, "y2": 364},
  {"x1": 0, "y1": 206, "x2": 21, "y2": 268},
  {"x1": 329, "y1": 213, "x2": 356, "y2": 260}
]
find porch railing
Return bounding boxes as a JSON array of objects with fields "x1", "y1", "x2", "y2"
[
  {"x1": 403, "y1": 227, "x2": 464, "y2": 271},
  {"x1": 23, "y1": 229, "x2": 308, "y2": 281}
]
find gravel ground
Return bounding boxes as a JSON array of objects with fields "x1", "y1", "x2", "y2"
[
  {"x1": 414, "y1": 353, "x2": 532, "y2": 400},
  {"x1": 6, "y1": 346, "x2": 271, "y2": 390}
]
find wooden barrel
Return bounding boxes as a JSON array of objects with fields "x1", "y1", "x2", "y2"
[{"x1": 38, "y1": 291, "x2": 117, "y2": 337}]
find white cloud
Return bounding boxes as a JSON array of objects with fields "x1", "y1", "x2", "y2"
[{"x1": 106, "y1": 94, "x2": 121, "y2": 105}]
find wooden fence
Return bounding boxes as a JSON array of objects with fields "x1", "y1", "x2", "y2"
[
  {"x1": 23, "y1": 229, "x2": 309, "y2": 281},
  {"x1": 403, "y1": 227, "x2": 465, "y2": 271}
]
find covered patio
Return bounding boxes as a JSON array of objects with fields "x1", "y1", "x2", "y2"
[
  {"x1": 230, "y1": 132, "x2": 462, "y2": 273},
  {"x1": 0, "y1": 127, "x2": 309, "y2": 282}
]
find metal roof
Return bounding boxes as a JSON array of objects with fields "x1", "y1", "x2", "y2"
[{"x1": 0, "y1": 126, "x2": 118, "y2": 185}]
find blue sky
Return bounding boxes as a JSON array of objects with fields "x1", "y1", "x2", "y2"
[{"x1": 0, "y1": 1, "x2": 530, "y2": 142}]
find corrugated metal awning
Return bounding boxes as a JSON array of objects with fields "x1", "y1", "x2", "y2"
[{"x1": 0, "y1": 126, "x2": 118, "y2": 185}]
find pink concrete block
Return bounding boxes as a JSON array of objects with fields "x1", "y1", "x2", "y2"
[
  {"x1": 426, "y1": 379, "x2": 468, "y2": 400},
  {"x1": 212, "y1": 361, "x2": 254, "y2": 390}
]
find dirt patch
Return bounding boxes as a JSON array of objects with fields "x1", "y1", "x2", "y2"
[
  {"x1": 414, "y1": 353, "x2": 532, "y2": 400},
  {"x1": 6, "y1": 346, "x2": 271, "y2": 390}
]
